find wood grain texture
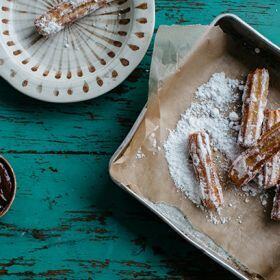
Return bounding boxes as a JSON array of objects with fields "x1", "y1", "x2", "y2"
[{"x1": 0, "y1": 0, "x2": 279, "y2": 279}]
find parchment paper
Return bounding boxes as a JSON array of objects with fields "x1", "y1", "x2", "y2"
[{"x1": 110, "y1": 25, "x2": 280, "y2": 279}]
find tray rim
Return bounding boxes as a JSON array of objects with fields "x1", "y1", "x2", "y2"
[{"x1": 109, "y1": 13, "x2": 279, "y2": 280}]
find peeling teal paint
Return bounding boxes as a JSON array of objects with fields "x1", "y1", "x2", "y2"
[{"x1": 0, "y1": 1, "x2": 279, "y2": 279}]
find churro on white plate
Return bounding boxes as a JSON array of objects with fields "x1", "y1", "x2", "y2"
[{"x1": 35, "y1": 0, "x2": 110, "y2": 36}]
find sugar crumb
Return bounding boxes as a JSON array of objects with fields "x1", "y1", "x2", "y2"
[{"x1": 136, "y1": 148, "x2": 145, "y2": 159}]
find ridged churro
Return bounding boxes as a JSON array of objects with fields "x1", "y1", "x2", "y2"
[
  {"x1": 229, "y1": 122, "x2": 280, "y2": 187},
  {"x1": 259, "y1": 110, "x2": 280, "y2": 188},
  {"x1": 238, "y1": 68, "x2": 269, "y2": 148},
  {"x1": 188, "y1": 131, "x2": 224, "y2": 210},
  {"x1": 35, "y1": 0, "x2": 108, "y2": 36},
  {"x1": 271, "y1": 186, "x2": 280, "y2": 221}
]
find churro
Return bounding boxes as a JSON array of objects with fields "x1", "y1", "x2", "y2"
[
  {"x1": 188, "y1": 131, "x2": 224, "y2": 210},
  {"x1": 259, "y1": 110, "x2": 280, "y2": 188},
  {"x1": 35, "y1": 0, "x2": 108, "y2": 36},
  {"x1": 238, "y1": 68, "x2": 269, "y2": 148},
  {"x1": 229, "y1": 122, "x2": 280, "y2": 187}
]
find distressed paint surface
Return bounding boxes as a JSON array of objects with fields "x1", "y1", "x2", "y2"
[{"x1": 0, "y1": 0, "x2": 279, "y2": 279}]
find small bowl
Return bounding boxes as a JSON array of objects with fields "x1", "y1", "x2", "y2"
[
  {"x1": 0, "y1": 0, "x2": 155, "y2": 103},
  {"x1": 0, "y1": 156, "x2": 16, "y2": 218}
]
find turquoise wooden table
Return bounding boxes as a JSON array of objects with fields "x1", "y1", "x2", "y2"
[{"x1": 0, "y1": 1, "x2": 279, "y2": 279}]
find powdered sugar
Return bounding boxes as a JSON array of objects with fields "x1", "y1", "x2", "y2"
[
  {"x1": 35, "y1": 16, "x2": 63, "y2": 36},
  {"x1": 242, "y1": 183, "x2": 262, "y2": 197},
  {"x1": 164, "y1": 73, "x2": 241, "y2": 205},
  {"x1": 136, "y1": 147, "x2": 145, "y2": 159},
  {"x1": 260, "y1": 192, "x2": 269, "y2": 206},
  {"x1": 35, "y1": 0, "x2": 108, "y2": 36},
  {"x1": 64, "y1": 0, "x2": 103, "y2": 8},
  {"x1": 196, "y1": 73, "x2": 239, "y2": 107},
  {"x1": 229, "y1": 111, "x2": 240, "y2": 122}
]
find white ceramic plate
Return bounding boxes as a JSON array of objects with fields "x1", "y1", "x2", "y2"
[{"x1": 0, "y1": 0, "x2": 155, "y2": 103}]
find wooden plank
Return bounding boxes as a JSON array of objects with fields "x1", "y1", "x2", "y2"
[{"x1": 0, "y1": 155, "x2": 237, "y2": 279}]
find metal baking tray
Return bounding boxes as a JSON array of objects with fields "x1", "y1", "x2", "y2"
[{"x1": 109, "y1": 14, "x2": 279, "y2": 280}]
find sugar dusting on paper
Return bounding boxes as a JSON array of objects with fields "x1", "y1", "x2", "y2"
[
  {"x1": 163, "y1": 72, "x2": 270, "y2": 224},
  {"x1": 135, "y1": 131, "x2": 162, "y2": 160},
  {"x1": 164, "y1": 73, "x2": 241, "y2": 206}
]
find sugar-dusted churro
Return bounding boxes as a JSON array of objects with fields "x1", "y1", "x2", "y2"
[
  {"x1": 229, "y1": 122, "x2": 280, "y2": 187},
  {"x1": 188, "y1": 131, "x2": 224, "y2": 210},
  {"x1": 35, "y1": 0, "x2": 109, "y2": 36},
  {"x1": 259, "y1": 110, "x2": 280, "y2": 188},
  {"x1": 238, "y1": 68, "x2": 269, "y2": 148},
  {"x1": 271, "y1": 186, "x2": 280, "y2": 221}
]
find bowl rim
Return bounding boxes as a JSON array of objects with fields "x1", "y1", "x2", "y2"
[
  {"x1": 0, "y1": 155, "x2": 16, "y2": 218},
  {"x1": 0, "y1": 0, "x2": 156, "y2": 103}
]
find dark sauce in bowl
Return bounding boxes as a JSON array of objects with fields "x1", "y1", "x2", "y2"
[{"x1": 0, "y1": 157, "x2": 16, "y2": 217}]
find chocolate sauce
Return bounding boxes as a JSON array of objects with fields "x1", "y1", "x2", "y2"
[{"x1": 0, "y1": 161, "x2": 14, "y2": 215}]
